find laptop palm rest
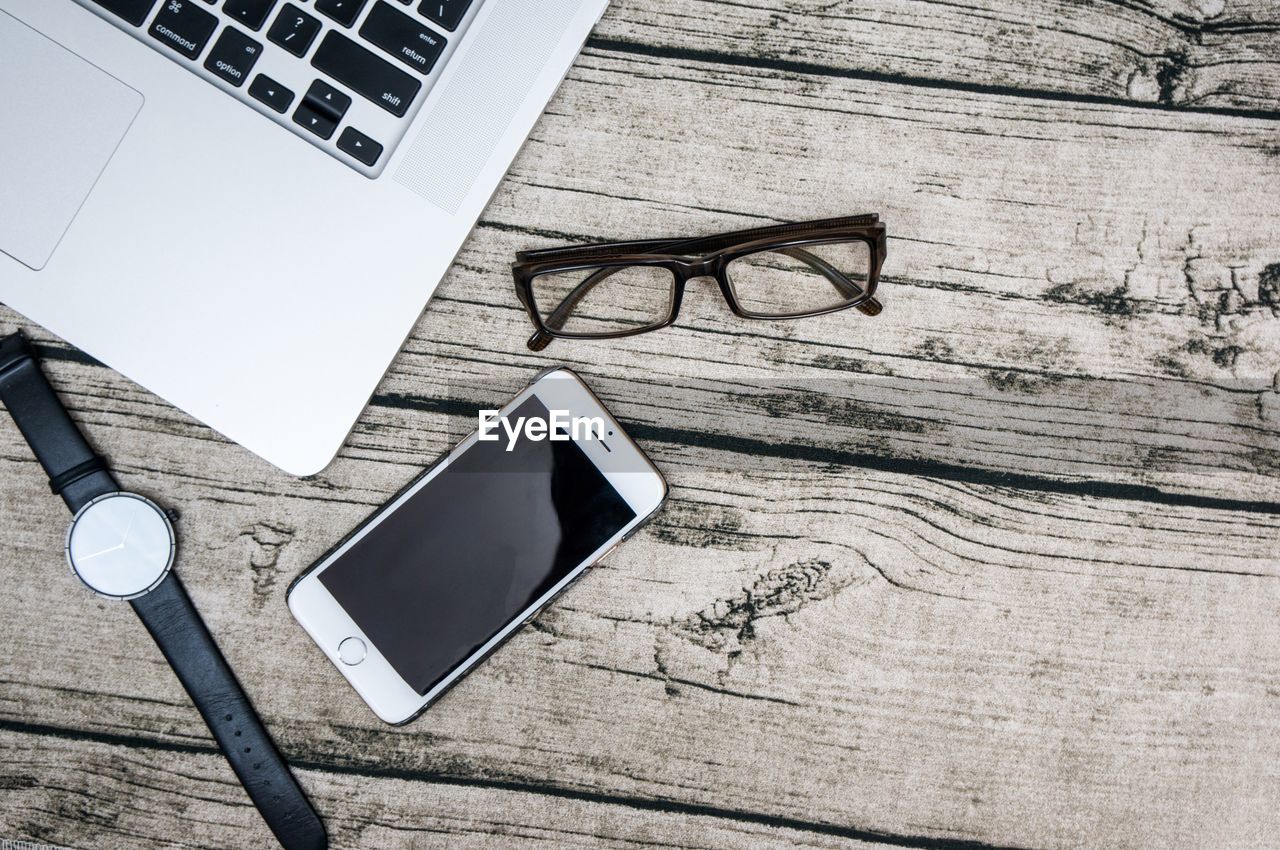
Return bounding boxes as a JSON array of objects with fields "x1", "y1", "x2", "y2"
[{"x1": 0, "y1": 10, "x2": 141, "y2": 272}]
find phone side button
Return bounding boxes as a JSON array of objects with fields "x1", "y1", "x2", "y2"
[{"x1": 338, "y1": 636, "x2": 367, "y2": 665}]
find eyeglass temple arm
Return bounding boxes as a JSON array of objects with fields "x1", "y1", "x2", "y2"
[
  {"x1": 776, "y1": 248, "x2": 881, "y2": 316},
  {"x1": 528, "y1": 247, "x2": 881, "y2": 350},
  {"x1": 528, "y1": 265, "x2": 625, "y2": 351}
]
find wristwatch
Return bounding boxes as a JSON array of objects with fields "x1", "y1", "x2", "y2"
[{"x1": 0, "y1": 332, "x2": 326, "y2": 850}]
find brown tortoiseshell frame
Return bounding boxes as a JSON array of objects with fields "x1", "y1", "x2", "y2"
[{"x1": 511, "y1": 215, "x2": 886, "y2": 351}]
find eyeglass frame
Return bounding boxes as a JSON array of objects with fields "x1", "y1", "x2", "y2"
[{"x1": 511, "y1": 214, "x2": 887, "y2": 351}]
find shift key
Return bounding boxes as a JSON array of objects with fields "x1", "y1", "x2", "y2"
[{"x1": 311, "y1": 31, "x2": 420, "y2": 117}]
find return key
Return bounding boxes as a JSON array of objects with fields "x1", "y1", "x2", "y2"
[{"x1": 360, "y1": 2, "x2": 447, "y2": 75}]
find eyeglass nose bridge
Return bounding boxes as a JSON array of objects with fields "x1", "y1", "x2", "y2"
[{"x1": 671, "y1": 256, "x2": 722, "y2": 281}]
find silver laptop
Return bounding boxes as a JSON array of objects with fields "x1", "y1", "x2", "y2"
[{"x1": 0, "y1": 0, "x2": 606, "y2": 474}]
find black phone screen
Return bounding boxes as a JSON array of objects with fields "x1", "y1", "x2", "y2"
[{"x1": 318, "y1": 397, "x2": 636, "y2": 695}]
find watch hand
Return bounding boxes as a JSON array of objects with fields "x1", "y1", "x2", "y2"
[
  {"x1": 119, "y1": 511, "x2": 137, "y2": 548},
  {"x1": 78, "y1": 541, "x2": 125, "y2": 561},
  {"x1": 78, "y1": 512, "x2": 136, "y2": 561}
]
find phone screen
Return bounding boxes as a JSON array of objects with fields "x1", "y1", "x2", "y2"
[{"x1": 318, "y1": 396, "x2": 636, "y2": 695}]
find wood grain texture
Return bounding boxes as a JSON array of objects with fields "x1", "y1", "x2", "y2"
[
  {"x1": 0, "y1": 729, "x2": 907, "y2": 850},
  {"x1": 0, "y1": 390, "x2": 1276, "y2": 848},
  {"x1": 2, "y1": 2, "x2": 1280, "y2": 848},
  {"x1": 594, "y1": 0, "x2": 1280, "y2": 113},
  {"x1": 421, "y1": 46, "x2": 1280, "y2": 505}
]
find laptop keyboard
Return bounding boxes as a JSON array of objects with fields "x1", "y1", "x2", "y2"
[{"x1": 78, "y1": 0, "x2": 481, "y2": 175}]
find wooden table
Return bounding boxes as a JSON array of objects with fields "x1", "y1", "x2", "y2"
[{"x1": 3, "y1": 0, "x2": 1279, "y2": 847}]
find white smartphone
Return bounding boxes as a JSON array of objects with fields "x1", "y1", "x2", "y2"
[{"x1": 287, "y1": 367, "x2": 668, "y2": 724}]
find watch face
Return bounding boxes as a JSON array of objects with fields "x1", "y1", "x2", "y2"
[{"x1": 65, "y1": 493, "x2": 175, "y2": 600}]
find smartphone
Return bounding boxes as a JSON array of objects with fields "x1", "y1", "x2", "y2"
[{"x1": 287, "y1": 367, "x2": 668, "y2": 724}]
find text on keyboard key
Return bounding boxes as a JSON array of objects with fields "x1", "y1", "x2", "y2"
[
  {"x1": 361, "y1": 1, "x2": 446, "y2": 75},
  {"x1": 204, "y1": 27, "x2": 263, "y2": 87},
  {"x1": 311, "y1": 31, "x2": 421, "y2": 116},
  {"x1": 148, "y1": 0, "x2": 219, "y2": 59},
  {"x1": 223, "y1": 0, "x2": 278, "y2": 31},
  {"x1": 337, "y1": 127, "x2": 384, "y2": 166},
  {"x1": 315, "y1": 0, "x2": 369, "y2": 28},
  {"x1": 267, "y1": 4, "x2": 322, "y2": 57},
  {"x1": 418, "y1": 0, "x2": 470, "y2": 32},
  {"x1": 88, "y1": 0, "x2": 159, "y2": 27},
  {"x1": 249, "y1": 74, "x2": 295, "y2": 112}
]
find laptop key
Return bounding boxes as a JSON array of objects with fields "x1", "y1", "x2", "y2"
[
  {"x1": 249, "y1": 74, "x2": 295, "y2": 112},
  {"x1": 204, "y1": 27, "x2": 263, "y2": 87},
  {"x1": 224, "y1": 0, "x2": 278, "y2": 31},
  {"x1": 303, "y1": 79, "x2": 352, "y2": 121},
  {"x1": 337, "y1": 127, "x2": 383, "y2": 166},
  {"x1": 267, "y1": 4, "x2": 322, "y2": 57},
  {"x1": 88, "y1": 0, "x2": 159, "y2": 27},
  {"x1": 418, "y1": 0, "x2": 470, "y2": 32},
  {"x1": 311, "y1": 31, "x2": 421, "y2": 116},
  {"x1": 315, "y1": 0, "x2": 369, "y2": 28},
  {"x1": 148, "y1": 0, "x2": 219, "y2": 59},
  {"x1": 361, "y1": 2, "x2": 446, "y2": 75},
  {"x1": 293, "y1": 102, "x2": 339, "y2": 139}
]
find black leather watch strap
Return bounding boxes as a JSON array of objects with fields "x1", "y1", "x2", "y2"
[
  {"x1": 132, "y1": 573, "x2": 327, "y2": 850},
  {"x1": 0, "y1": 331, "x2": 326, "y2": 849},
  {"x1": 0, "y1": 333, "x2": 117, "y2": 512}
]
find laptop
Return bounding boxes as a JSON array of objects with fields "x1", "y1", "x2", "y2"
[{"x1": 0, "y1": 0, "x2": 608, "y2": 475}]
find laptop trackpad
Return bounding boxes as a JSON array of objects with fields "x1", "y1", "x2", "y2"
[{"x1": 0, "y1": 11, "x2": 142, "y2": 271}]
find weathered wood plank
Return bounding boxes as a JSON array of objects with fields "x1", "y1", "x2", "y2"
[
  {"x1": 1, "y1": 414, "x2": 1275, "y2": 848},
  {"x1": 594, "y1": 0, "x2": 1280, "y2": 113},
  {"x1": 31, "y1": 320, "x2": 1280, "y2": 512},
  {"x1": 0, "y1": 729, "x2": 900, "y2": 850},
  {"x1": 440, "y1": 47, "x2": 1280, "y2": 503},
  {"x1": 337, "y1": 45, "x2": 1276, "y2": 504},
  {"x1": 498, "y1": 48, "x2": 1280, "y2": 345}
]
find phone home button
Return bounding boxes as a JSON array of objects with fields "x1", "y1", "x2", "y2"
[{"x1": 337, "y1": 637, "x2": 366, "y2": 666}]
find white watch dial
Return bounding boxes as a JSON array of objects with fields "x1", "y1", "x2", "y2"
[{"x1": 65, "y1": 493, "x2": 175, "y2": 599}]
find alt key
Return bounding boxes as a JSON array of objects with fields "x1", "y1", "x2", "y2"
[{"x1": 337, "y1": 127, "x2": 383, "y2": 166}]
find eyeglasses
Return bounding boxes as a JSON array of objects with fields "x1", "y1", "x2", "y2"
[{"x1": 512, "y1": 215, "x2": 886, "y2": 351}]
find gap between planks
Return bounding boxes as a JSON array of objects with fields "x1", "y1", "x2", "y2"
[
  {"x1": 20, "y1": 338, "x2": 1280, "y2": 517},
  {"x1": 582, "y1": 39, "x2": 1280, "y2": 123}
]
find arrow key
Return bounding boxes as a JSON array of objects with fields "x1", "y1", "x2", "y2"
[
  {"x1": 293, "y1": 100, "x2": 339, "y2": 139},
  {"x1": 249, "y1": 74, "x2": 295, "y2": 113},
  {"x1": 303, "y1": 79, "x2": 352, "y2": 121},
  {"x1": 337, "y1": 127, "x2": 384, "y2": 166}
]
